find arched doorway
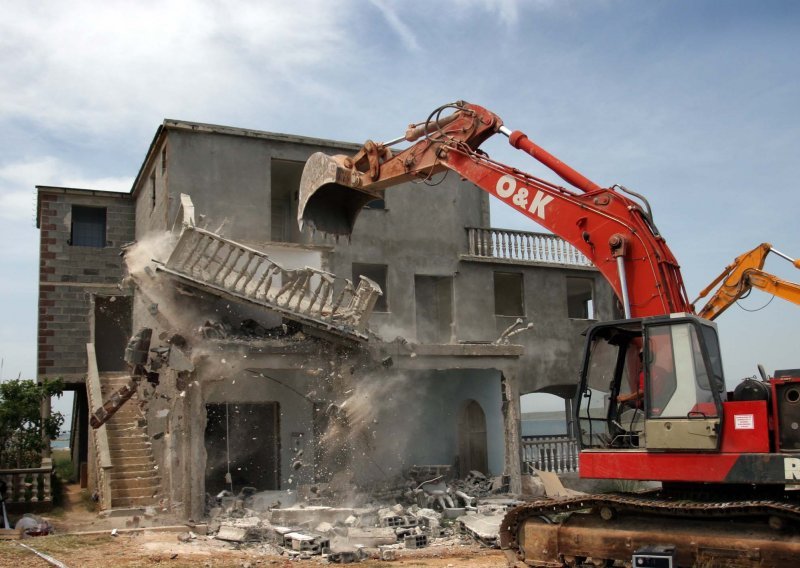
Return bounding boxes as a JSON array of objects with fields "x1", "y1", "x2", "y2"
[{"x1": 458, "y1": 400, "x2": 488, "y2": 477}]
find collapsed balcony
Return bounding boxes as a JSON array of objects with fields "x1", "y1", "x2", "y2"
[{"x1": 155, "y1": 226, "x2": 382, "y2": 342}]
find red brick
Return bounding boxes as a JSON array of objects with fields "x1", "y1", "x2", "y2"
[
  {"x1": 40, "y1": 284, "x2": 55, "y2": 292},
  {"x1": 41, "y1": 252, "x2": 55, "y2": 260},
  {"x1": 40, "y1": 330, "x2": 54, "y2": 337},
  {"x1": 39, "y1": 299, "x2": 55, "y2": 307},
  {"x1": 39, "y1": 194, "x2": 56, "y2": 202},
  {"x1": 41, "y1": 223, "x2": 56, "y2": 231},
  {"x1": 41, "y1": 237, "x2": 56, "y2": 245}
]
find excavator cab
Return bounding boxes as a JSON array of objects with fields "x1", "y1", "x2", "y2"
[{"x1": 576, "y1": 314, "x2": 725, "y2": 454}]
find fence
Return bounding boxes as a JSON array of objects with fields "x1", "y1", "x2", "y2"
[
  {"x1": 521, "y1": 435, "x2": 579, "y2": 474},
  {"x1": 467, "y1": 227, "x2": 592, "y2": 267},
  {"x1": 0, "y1": 459, "x2": 53, "y2": 506}
]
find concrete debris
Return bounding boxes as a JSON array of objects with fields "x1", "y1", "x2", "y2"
[
  {"x1": 457, "y1": 513, "x2": 506, "y2": 547},
  {"x1": 204, "y1": 466, "x2": 529, "y2": 556},
  {"x1": 344, "y1": 527, "x2": 396, "y2": 547},
  {"x1": 404, "y1": 534, "x2": 429, "y2": 549}
]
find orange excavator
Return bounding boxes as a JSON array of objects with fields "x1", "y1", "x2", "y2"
[
  {"x1": 298, "y1": 102, "x2": 800, "y2": 566},
  {"x1": 694, "y1": 242, "x2": 800, "y2": 320}
]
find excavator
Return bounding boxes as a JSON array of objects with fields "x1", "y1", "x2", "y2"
[
  {"x1": 297, "y1": 101, "x2": 800, "y2": 566},
  {"x1": 694, "y1": 242, "x2": 800, "y2": 321}
]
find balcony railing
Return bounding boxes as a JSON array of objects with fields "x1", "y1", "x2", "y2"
[
  {"x1": 521, "y1": 435, "x2": 579, "y2": 474},
  {"x1": 0, "y1": 459, "x2": 53, "y2": 506},
  {"x1": 467, "y1": 227, "x2": 592, "y2": 267}
]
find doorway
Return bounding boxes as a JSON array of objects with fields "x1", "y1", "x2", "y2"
[
  {"x1": 457, "y1": 399, "x2": 488, "y2": 477},
  {"x1": 94, "y1": 295, "x2": 132, "y2": 372},
  {"x1": 204, "y1": 402, "x2": 280, "y2": 494}
]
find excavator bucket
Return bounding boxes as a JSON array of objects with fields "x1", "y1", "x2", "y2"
[{"x1": 298, "y1": 152, "x2": 383, "y2": 237}]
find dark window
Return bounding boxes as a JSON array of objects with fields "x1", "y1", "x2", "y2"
[
  {"x1": 161, "y1": 146, "x2": 167, "y2": 176},
  {"x1": 70, "y1": 206, "x2": 106, "y2": 248},
  {"x1": 494, "y1": 272, "x2": 524, "y2": 316},
  {"x1": 353, "y1": 263, "x2": 388, "y2": 312},
  {"x1": 365, "y1": 199, "x2": 385, "y2": 209},
  {"x1": 567, "y1": 277, "x2": 594, "y2": 319},
  {"x1": 271, "y1": 159, "x2": 304, "y2": 243},
  {"x1": 415, "y1": 275, "x2": 453, "y2": 343}
]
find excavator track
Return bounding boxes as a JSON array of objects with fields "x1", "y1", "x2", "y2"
[{"x1": 500, "y1": 493, "x2": 800, "y2": 567}]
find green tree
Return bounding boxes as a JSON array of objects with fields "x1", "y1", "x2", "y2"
[{"x1": 0, "y1": 378, "x2": 64, "y2": 468}]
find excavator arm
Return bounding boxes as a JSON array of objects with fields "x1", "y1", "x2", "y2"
[
  {"x1": 694, "y1": 242, "x2": 800, "y2": 320},
  {"x1": 299, "y1": 101, "x2": 691, "y2": 318}
]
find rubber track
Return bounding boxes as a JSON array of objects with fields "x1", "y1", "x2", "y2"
[{"x1": 499, "y1": 493, "x2": 800, "y2": 551}]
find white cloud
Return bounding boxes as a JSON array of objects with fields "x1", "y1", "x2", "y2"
[
  {"x1": 368, "y1": 0, "x2": 421, "y2": 52},
  {"x1": 0, "y1": 0, "x2": 353, "y2": 137},
  {"x1": 0, "y1": 157, "x2": 131, "y2": 219}
]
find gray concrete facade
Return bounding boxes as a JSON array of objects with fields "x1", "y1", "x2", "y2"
[{"x1": 36, "y1": 118, "x2": 616, "y2": 518}]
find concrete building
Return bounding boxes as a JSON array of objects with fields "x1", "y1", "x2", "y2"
[{"x1": 35, "y1": 120, "x2": 616, "y2": 518}]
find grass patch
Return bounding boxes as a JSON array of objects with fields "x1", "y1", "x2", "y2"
[{"x1": 52, "y1": 449, "x2": 74, "y2": 481}]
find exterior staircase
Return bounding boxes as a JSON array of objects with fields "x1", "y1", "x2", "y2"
[{"x1": 100, "y1": 372, "x2": 161, "y2": 509}]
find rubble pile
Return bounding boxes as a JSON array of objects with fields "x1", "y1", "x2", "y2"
[{"x1": 202, "y1": 467, "x2": 522, "y2": 562}]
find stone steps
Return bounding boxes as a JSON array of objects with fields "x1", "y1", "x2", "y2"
[
  {"x1": 100, "y1": 372, "x2": 161, "y2": 509},
  {"x1": 111, "y1": 477, "x2": 161, "y2": 491},
  {"x1": 111, "y1": 495, "x2": 161, "y2": 509}
]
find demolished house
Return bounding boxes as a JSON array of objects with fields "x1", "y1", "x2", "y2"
[{"x1": 35, "y1": 120, "x2": 617, "y2": 526}]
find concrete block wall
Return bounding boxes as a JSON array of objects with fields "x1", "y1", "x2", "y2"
[{"x1": 37, "y1": 187, "x2": 135, "y2": 382}]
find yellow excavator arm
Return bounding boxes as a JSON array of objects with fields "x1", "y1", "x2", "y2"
[{"x1": 694, "y1": 242, "x2": 800, "y2": 320}]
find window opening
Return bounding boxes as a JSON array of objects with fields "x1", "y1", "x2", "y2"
[
  {"x1": 270, "y1": 159, "x2": 304, "y2": 243},
  {"x1": 494, "y1": 272, "x2": 524, "y2": 316},
  {"x1": 150, "y1": 171, "x2": 156, "y2": 210},
  {"x1": 567, "y1": 277, "x2": 594, "y2": 319},
  {"x1": 70, "y1": 206, "x2": 106, "y2": 248}
]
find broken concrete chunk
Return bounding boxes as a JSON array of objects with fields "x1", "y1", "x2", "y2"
[
  {"x1": 284, "y1": 531, "x2": 329, "y2": 554},
  {"x1": 344, "y1": 527, "x2": 396, "y2": 547},
  {"x1": 215, "y1": 525, "x2": 250, "y2": 542},
  {"x1": 314, "y1": 521, "x2": 333, "y2": 534},
  {"x1": 404, "y1": 534, "x2": 428, "y2": 549},
  {"x1": 457, "y1": 513, "x2": 505, "y2": 547}
]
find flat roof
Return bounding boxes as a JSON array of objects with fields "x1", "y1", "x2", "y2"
[
  {"x1": 35, "y1": 185, "x2": 131, "y2": 228},
  {"x1": 131, "y1": 119, "x2": 361, "y2": 198}
]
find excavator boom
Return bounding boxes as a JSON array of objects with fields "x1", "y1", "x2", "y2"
[
  {"x1": 695, "y1": 242, "x2": 800, "y2": 320},
  {"x1": 299, "y1": 101, "x2": 691, "y2": 318}
]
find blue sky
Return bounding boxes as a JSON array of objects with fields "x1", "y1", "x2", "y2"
[{"x1": 1, "y1": 1, "x2": 798, "y2": 409}]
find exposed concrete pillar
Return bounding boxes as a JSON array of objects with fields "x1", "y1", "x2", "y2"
[
  {"x1": 500, "y1": 369, "x2": 523, "y2": 494},
  {"x1": 188, "y1": 379, "x2": 206, "y2": 520}
]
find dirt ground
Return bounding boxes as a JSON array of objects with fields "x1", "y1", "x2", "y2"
[{"x1": 0, "y1": 484, "x2": 508, "y2": 568}]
